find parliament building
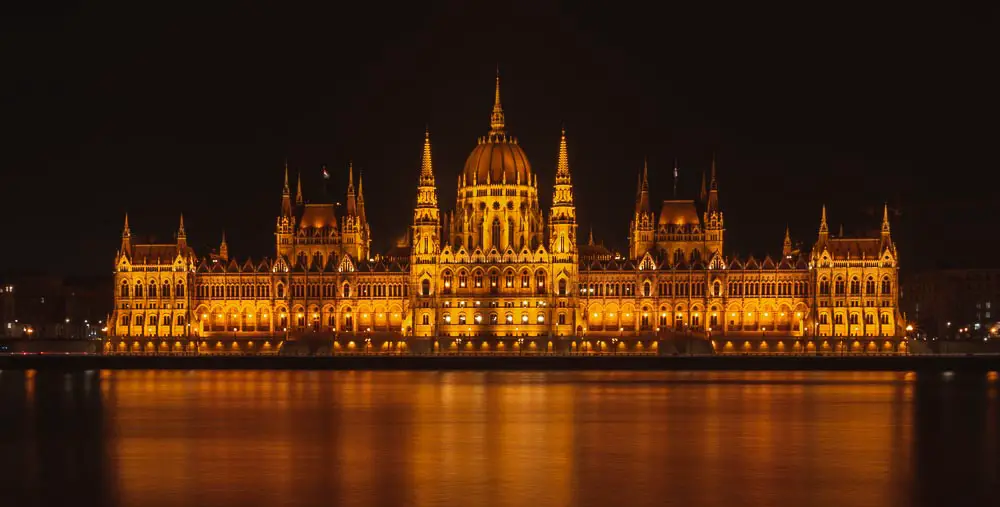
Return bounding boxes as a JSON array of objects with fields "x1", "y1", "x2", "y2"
[{"x1": 108, "y1": 75, "x2": 906, "y2": 355}]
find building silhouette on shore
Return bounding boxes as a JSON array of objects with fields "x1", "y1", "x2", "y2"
[{"x1": 109, "y1": 73, "x2": 904, "y2": 354}]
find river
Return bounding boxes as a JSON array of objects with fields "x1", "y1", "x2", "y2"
[{"x1": 1, "y1": 370, "x2": 997, "y2": 506}]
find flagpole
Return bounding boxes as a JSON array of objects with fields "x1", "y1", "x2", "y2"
[{"x1": 321, "y1": 164, "x2": 330, "y2": 202}]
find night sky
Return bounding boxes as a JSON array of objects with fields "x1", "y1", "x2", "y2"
[{"x1": 3, "y1": 2, "x2": 994, "y2": 277}]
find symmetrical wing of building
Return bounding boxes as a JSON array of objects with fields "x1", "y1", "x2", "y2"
[{"x1": 110, "y1": 75, "x2": 905, "y2": 354}]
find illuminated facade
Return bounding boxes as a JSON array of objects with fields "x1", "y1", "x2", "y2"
[{"x1": 109, "y1": 74, "x2": 904, "y2": 354}]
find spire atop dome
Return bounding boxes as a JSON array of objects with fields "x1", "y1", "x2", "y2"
[{"x1": 489, "y1": 67, "x2": 506, "y2": 136}]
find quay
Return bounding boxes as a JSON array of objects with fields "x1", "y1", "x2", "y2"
[{"x1": 2, "y1": 352, "x2": 999, "y2": 373}]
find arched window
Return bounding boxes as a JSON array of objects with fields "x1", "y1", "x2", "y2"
[
  {"x1": 474, "y1": 271, "x2": 483, "y2": 288},
  {"x1": 865, "y1": 277, "x2": 876, "y2": 295},
  {"x1": 535, "y1": 271, "x2": 546, "y2": 294},
  {"x1": 558, "y1": 279, "x2": 568, "y2": 296},
  {"x1": 489, "y1": 313, "x2": 498, "y2": 325},
  {"x1": 135, "y1": 282, "x2": 143, "y2": 298},
  {"x1": 881, "y1": 277, "x2": 892, "y2": 294},
  {"x1": 297, "y1": 252, "x2": 308, "y2": 266},
  {"x1": 491, "y1": 218, "x2": 501, "y2": 249},
  {"x1": 713, "y1": 281, "x2": 722, "y2": 297},
  {"x1": 313, "y1": 252, "x2": 323, "y2": 267},
  {"x1": 505, "y1": 313, "x2": 514, "y2": 324},
  {"x1": 819, "y1": 277, "x2": 830, "y2": 295},
  {"x1": 507, "y1": 218, "x2": 515, "y2": 249},
  {"x1": 537, "y1": 313, "x2": 545, "y2": 324},
  {"x1": 849, "y1": 314, "x2": 859, "y2": 325},
  {"x1": 458, "y1": 270, "x2": 468, "y2": 288},
  {"x1": 148, "y1": 283, "x2": 157, "y2": 298},
  {"x1": 834, "y1": 277, "x2": 845, "y2": 295},
  {"x1": 421, "y1": 279, "x2": 430, "y2": 296},
  {"x1": 422, "y1": 314, "x2": 429, "y2": 325},
  {"x1": 690, "y1": 249, "x2": 701, "y2": 262},
  {"x1": 673, "y1": 249, "x2": 684, "y2": 265},
  {"x1": 162, "y1": 281, "x2": 170, "y2": 298},
  {"x1": 459, "y1": 314, "x2": 467, "y2": 325},
  {"x1": 442, "y1": 271, "x2": 453, "y2": 294},
  {"x1": 120, "y1": 281, "x2": 130, "y2": 298},
  {"x1": 880, "y1": 313, "x2": 889, "y2": 324},
  {"x1": 643, "y1": 281, "x2": 651, "y2": 297},
  {"x1": 176, "y1": 282, "x2": 184, "y2": 297},
  {"x1": 834, "y1": 314, "x2": 843, "y2": 325},
  {"x1": 342, "y1": 283, "x2": 351, "y2": 298},
  {"x1": 865, "y1": 314, "x2": 874, "y2": 325},
  {"x1": 850, "y1": 277, "x2": 860, "y2": 295}
]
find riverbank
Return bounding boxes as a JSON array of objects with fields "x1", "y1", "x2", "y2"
[{"x1": 2, "y1": 353, "x2": 999, "y2": 372}]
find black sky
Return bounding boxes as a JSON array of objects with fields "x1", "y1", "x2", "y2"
[{"x1": 2, "y1": 2, "x2": 995, "y2": 276}]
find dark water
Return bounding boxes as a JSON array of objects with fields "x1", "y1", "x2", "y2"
[{"x1": 0, "y1": 370, "x2": 997, "y2": 507}]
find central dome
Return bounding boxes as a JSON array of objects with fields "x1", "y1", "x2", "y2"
[
  {"x1": 462, "y1": 138, "x2": 532, "y2": 186},
  {"x1": 460, "y1": 71, "x2": 533, "y2": 186}
]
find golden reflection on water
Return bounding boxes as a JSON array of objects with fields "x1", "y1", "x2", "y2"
[{"x1": 70, "y1": 371, "x2": 928, "y2": 507}]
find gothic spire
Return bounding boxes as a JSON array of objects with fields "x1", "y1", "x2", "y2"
[
  {"x1": 489, "y1": 67, "x2": 506, "y2": 136},
  {"x1": 295, "y1": 172, "x2": 303, "y2": 206},
  {"x1": 283, "y1": 160, "x2": 290, "y2": 193},
  {"x1": 177, "y1": 214, "x2": 186, "y2": 245},
  {"x1": 707, "y1": 153, "x2": 719, "y2": 213},
  {"x1": 120, "y1": 213, "x2": 132, "y2": 256},
  {"x1": 219, "y1": 231, "x2": 229, "y2": 261},
  {"x1": 819, "y1": 205, "x2": 829, "y2": 235},
  {"x1": 420, "y1": 126, "x2": 435, "y2": 185},
  {"x1": 700, "y1": 171, "x2": 707, "y2": 203},
  {"x1": 556, "y1": 125, "x2": 570, "y2": 179},
  {"x1": 280, "y1": 161, "x2": 293, "y2": 216},
  {"x1": 881, "y1": 203, "x2": 891, "y2": 234},
  {"x1": 552, "y1": 126, "x2": 574, "y2": 208},
  {"x1": 635, "y1": 158, "x2": 650, "y2": 214},
  {"x1": 346, "y1": 161, "x2": 357, "y2": 216},
  {"x1": 588, "y1": 227, "x2": 595, "y2": 246}
]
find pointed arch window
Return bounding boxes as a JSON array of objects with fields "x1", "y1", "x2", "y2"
[
  {"x1": 491, "y1": 218, "x2": 501, "y2": 249},
  {"x1": 120, "y1": 281, "x2": 130, "y2": 298},
  {"x1": 673, "y1": 249, "x2": 684, "y2": 265},
  {"x1": 819, "y1": 277, "x2": 830, "y2": 295},
  {"x1": 421, "y1": 279, "x2": 430, "y2": 296},
  {"x1": 834, "y1": 277, "x2": 845, "y2": 295},
  {"x1": 162, "y1": 281, "x2": 171, "y2": 298},
  {"x1": 881, "y1": 277, "x2": 892, "y2": 294},
  {"x1": 342, "y1": 283, "x2": 351, "y2": 298},
  {"x1": 176, "y1": 282, "x2": 184, "y2": 297},
  {"x1": 643, "y1": 281, "x2": 651, "y2": 297},
  {"x1": 135, "y1": 282, "x2": 143, "y2": 298},
  {"x1": 507, "y1": 218, "x2": 515, "y2": 249},
  {"x1": 559, "y1": 279, "x2": 568, "y2": 296},
  {"x1": 865, "y1": 277, "x2": 876, "y2": 295},
  {"x1": 850, "y1": 277, "x2": 861, "y2": 295},
  {"x1": 442, "y1": 271, "x2": 453, "y2": 294},
  {"x1": 148, "y1": 283, "x2": 157, "y2": 298}
]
